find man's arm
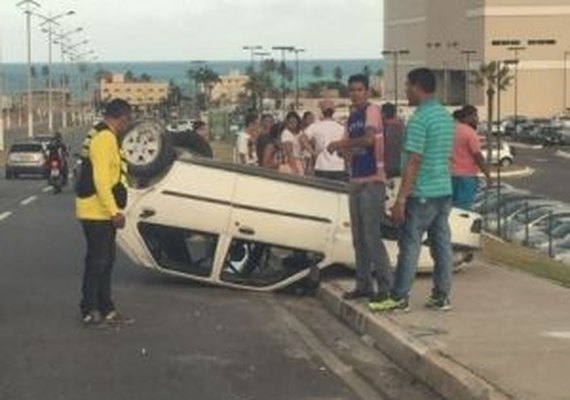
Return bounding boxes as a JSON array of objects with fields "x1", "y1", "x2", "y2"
[{"x1": 475, "y1": 152, "x2": 492, "y2": 184}]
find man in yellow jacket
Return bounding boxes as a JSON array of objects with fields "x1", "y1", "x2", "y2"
[{"x1": 76, "y1": 99, "x2": 132, "y2": 325}]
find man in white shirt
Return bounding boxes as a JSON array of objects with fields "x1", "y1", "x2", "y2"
[
  {"x1": 236, "y1": 113, "x2": 259, "y2": 165},
  {"x1": 304, "y1": 99, "x2": 347, "y2": 181}
]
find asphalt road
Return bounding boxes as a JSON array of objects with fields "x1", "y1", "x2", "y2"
[
  {"x1": 0, "y1": 127, "x2": 443, "y2": 400},
  {"x1": 504, "y1": 146, "x2": 570, "y2": 204},
  {"x1": 0, "y1": 178, "x2": 364, "y2": 400}
]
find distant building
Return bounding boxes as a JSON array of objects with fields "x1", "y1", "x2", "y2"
[
  {"x1": 99, "y1": 74, "x2": 168, "y2": 108},
  {"x1": 17, "y1": 89, "x2": 69, "y2": 110},
  {"x1": 384, "y1": 0, "x2": 570, "y2": 117},
  {"x1": 211, "y1": 71, "x2": 248, "y2": 104}
]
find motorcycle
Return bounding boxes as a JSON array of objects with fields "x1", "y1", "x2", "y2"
[{"x1": 47, "y1": 158, "x2": 64, "y2": 194}]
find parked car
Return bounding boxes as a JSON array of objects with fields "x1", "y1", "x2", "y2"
[
  {"x1": 508, "y1": 206, "x2": 570, "y2": 243},
  {"x1": 5, "y1": 141, "x2": 47, "y2": 179},
  {"x1": 541, "y1": 126, "x2": 570, "y2": 147},
  {"x1": 527, "y1": 218, "x2": 570, "y2": 250},
  {"x1": 480, "y1": 141, "x2": 515, "y2": 167},
  {"x1": 116, "y1": 121, "x2": 483, "y2": 292},
  {"x1": 554, "y1": 241, "x2": 570, "y2": 265}
]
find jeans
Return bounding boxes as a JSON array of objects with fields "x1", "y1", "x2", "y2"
[
  {"x1": 80, "y1": 220, "x2": 117, "y2": 316},
  {"x1": 348, "y1": 181, "x2": 392, "y2": 297},
  {"x1": 392, "y1": 196, "x2": 453, "y2": 302},
  {"x1": 452, "y1": 176, "x2": 479, "y2": 210}
]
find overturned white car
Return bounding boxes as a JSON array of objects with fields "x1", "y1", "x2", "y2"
[{"x1": 117, "y1": 122, "x2": 482, "y2": 292}]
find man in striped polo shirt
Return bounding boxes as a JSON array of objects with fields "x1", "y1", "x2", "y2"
[
  {"x1": 327, "y1": 74, "x2": 392, "y2": 303},
  {"x1": 370, "y1": 68, "x2": 455, "y2": 313}
]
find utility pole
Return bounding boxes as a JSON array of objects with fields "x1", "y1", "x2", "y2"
[
  {"x1": 381, "y1": 49, "x2": 410, "y2": 116},
  {"x1": 461, "y1": 50, "x2": 477, "y2": 104},
  {"x1": 292, "y1": 48, "x2": 305, "y2": 110},
  {"x1": 37, "y1": 10, "x2": 75, "y2": 132},
  {"x1": 17, "y1": 0, "x2": 41, "y2": 138},
  {"x1": 242, "y1": 45, "x2": 263, "y2": 72},
  {"x1": 272, "y1": 46, "x2": 295, "y2": 113},
  {"x1": 564, "y1": 51, "x2": 570, "y2": 113},
  {"x1": 507, "y1": 47, "x2": 525, "y2": 140}
]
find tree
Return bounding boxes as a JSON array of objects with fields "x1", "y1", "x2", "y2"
[
  {"x1": 41, "y1": 65, "x2": 50, "y2": 87},
  {"x1": 333, "y1": 66, "x2": 343, "y2": 82},
  {"x1": 124, "y1": 70, "x2": 135, "y2": 82},
  {"x1": 471, "y1": 61, "x2": 513, "y2": 163},
  {"x1": 30, "y1": 66, "x2": 37, "y2": 89},
  {"x1": 140, "y1": 73, "x2": 152, "y2": 82},
  {"x1": 187, "y1": 65, "x2": 221, "y2": 111},
  {"x1": 362, "y1": 65, "x2": 371, "y2": 78},
  {"x1": 312, "y1": 65, "x2": 324, "y2": 80}
]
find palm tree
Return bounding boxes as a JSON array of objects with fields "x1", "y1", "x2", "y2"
[
  {"x1": 124, "y1": 70, "x2": 135, "y2": 82},
  {"x1": 362, "y1": 65, "x2": 371, "y2": 78},
  {"x1": 140, "y1": 73, "x2": 152, "y2": 82},
  {"x1": 187, "y1": 66, "x2": 221, "y2": 111},
  {"x1": 312, "y1": 65, "x2": 324, "y2": 80},
  {"x1": 471, "y1": 61, "x2": 513, "y2": 162},
  {"x1": 41, "y1": 65, "x2": 50, "y2": 88},
  {"x1": 333, "y1": 66, "x2": 343, "y2": 82},
  {"x1": 30, "y1": 66, "x2": 37, "y2": 89}
]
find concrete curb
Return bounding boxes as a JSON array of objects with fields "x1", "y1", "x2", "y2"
[
  {"x1": 507, "y1": 142, "x2": 543, "y2": 150},
  {"x1": 318, "y1": 281, "x2": 514, "y2": 400},
  {"x1": 555, "y1": 150, "x2": 570, "y2": 160},
  {"x1": 479, "y1": 166, "x2": 534, "y2": 179}
]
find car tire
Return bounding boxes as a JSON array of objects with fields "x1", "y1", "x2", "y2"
[
  {"x1": 121, "y1": 121, "x2": 176, "y2": 179},
  {"x1": 5, "y1": 169, "x2": 12, "y2": 180},
  {"x1": 500, "y1": 157, "x2": 513, "y2": 168}
]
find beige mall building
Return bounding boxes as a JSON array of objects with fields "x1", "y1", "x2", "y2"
[
  {"x1": 384, "y1": 0, "x2": 570, "y2": 118},
  {"x1": 99, "y1": 74, "x2": 168, "y2": 109}
]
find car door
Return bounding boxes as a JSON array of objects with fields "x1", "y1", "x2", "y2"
[
  {"x1": 121, "y1": 161, "x2": 237, "y2": 282},
  {"x1": 219, "y1": 172, "x2": 342, "y2": 290}
]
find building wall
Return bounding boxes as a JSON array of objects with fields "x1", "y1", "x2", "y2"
[
  {"x1": 100, "y1": 74, "x2": 168, "y2": 107},
  {"x1": 384, "y1": 0, "x2": 570, "y2": 117},
  {"x1": 211, "y1": 71, "x2": 248, "y2": 104}
]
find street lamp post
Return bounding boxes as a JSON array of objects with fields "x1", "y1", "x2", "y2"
[
  {"x1": 53, "y1": 27, "x2": 83, "y2": 129},
  {"x1": 563, "y1": 51, "x2": 570, "y2": 112},
  {"x1": 292, "y1": 48, "x2": 305, "y2": 110},
  {"x1": 242, "y1": 45, "x2": 263, "y2": 72},
  {"x1": 17, "y1": 0, "x2": 41, "y2": 138},
  {"x1": 253, "y1": 51, "x2": 270, "y2": 111},
  {"x1": 37, "y1": 10, "x2": 75, "y2": 132},
  {"x1": 507, "y1": 47, "x2": 525, "y2": 140},
  {"x1": 272, "y1": 46, "x2": 295, "y2": 112},
  {"x1": 381, "y1": 49, "x2": 410, "y2": 116},
  {"x1": 460, "y1": 50, "x2": 477, "y2": 104}
]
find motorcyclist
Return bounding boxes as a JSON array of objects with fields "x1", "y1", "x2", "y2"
[{"x1": 46, "y1": 132, "x2": 69, "y2": 185}]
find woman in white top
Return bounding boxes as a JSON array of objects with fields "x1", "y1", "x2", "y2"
[{"x1": 280, "y1": 111, "x2": 305, "y2": 176}]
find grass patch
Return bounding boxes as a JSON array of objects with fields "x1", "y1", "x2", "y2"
[
  {"x1": 482, "y1": 235, "x2": 570, "y2": 288},
  {"x1": 211, "y1": 139, "x2": 234, "y2": 162}
]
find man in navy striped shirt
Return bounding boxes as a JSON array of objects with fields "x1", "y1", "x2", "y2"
[{"x1": 328, "y1": 74, "x2": 392, "y2": 303}]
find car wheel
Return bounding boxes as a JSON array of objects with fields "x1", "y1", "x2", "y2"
[
  {"x1": 121, "y1": 121, "x2": 176, "y2": 179},
  {"x1": 5, "y1": 169, "x2": 12, "y2": 180},
  {"x1": 499, "y1": 157, "x2": 513, "y2": 168}
]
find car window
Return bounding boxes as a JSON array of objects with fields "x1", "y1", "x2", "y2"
[
  {"x1": 221, "y1": 239, "x2": 323, "y2": 288},
  {"x1": 138, "y1": 223, "x2": 218, "y2": 277},
  {"x1": 10, "y1": 144, "x2": 43, "y2": 153}
]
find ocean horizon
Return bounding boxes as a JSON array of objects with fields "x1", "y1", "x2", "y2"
[{"x1": 1, "y1": 58, "x2": 384, "y2": 98}]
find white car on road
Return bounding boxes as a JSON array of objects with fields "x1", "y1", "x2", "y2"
[{"x1": 117, "y1": 122, "x2": 483, "y2": 292}]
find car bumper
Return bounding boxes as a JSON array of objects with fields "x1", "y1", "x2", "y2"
[{"x1": 6, "y1": 164, "x2": 47, "y2": 175}]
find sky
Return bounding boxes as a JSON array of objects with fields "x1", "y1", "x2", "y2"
[{"x1": 1, "y1": 0, "x2": 383, "y2": 63}]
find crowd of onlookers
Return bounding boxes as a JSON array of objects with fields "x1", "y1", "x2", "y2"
[{"x1": 234, "y1": 100, "x2": 404, "y2": 183}]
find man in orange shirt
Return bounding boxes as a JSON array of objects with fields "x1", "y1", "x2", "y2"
[{"x1": 451, "y1": 105, "x2": 491, "y2": 210}]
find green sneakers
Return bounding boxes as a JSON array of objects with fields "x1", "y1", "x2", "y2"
[
  {"x1": 425, "y1": 296, "x2": 452, "y2": 312},
  {"x1": 368, "y1": 297, "x2": 410, "y2": 313}
]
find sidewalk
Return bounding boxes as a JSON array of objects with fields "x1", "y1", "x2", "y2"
[{"x1": 319, "y1": 261, "x2": 570, "y2": 400}]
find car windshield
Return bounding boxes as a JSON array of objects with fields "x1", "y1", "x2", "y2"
[
  {"x1": 552, "y1": 223, "x2": 570, "y2": 239},
  {"x1": 10, "y1": 144, "x2": 43, "y2": 153},
  {"x1": 513, "y1": 206, "x2": 552, "y2": 223}
]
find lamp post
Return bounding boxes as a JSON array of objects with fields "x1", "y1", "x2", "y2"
[
  {"x1": 507, "y1": 47, "x2": 525, "y2": 140},
  {"x1": 36, "y1": 10, "x2": 75, "y2": 132},
  {"x1": 52, "y1": 27, "x2": 83, "y2": 129},
  {"x1": 381, "y1": 49, "x2": 410, "y2": 115},
  {"x1": 242, "y1": 45, "x2": 263, "y2": 72},
  {"x1": 253, "y1": 51, "x2": 270, "y2": 111},
  {"x1": 460, "y1": 50, "x2": 477, "y2": 104},
  {"x1": 292, "y1": 48, "x2": 305, "y2": 110},
  {"x1": 564, "y1": 51, "x2": 570, "y2": 112},
  {"x1": 17, "y1": 0, "x2": 41, "y2": 138},
  {"x1": 272, "y1": 46, "x2": 295, "y2": 112}
]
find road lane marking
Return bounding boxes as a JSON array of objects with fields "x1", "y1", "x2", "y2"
[
  {"x1": 542, "y1": 331, "x2": 570, "y2": 340},
  {"x1": 42, "y1": 186, "x2": 52, "y2": 193},
  {"x1": 20, "y1": 196, "x2": 38, "y2": 206},
  {"x1": 0, "y1": 212, "x2": 12, "y2": 222}
]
